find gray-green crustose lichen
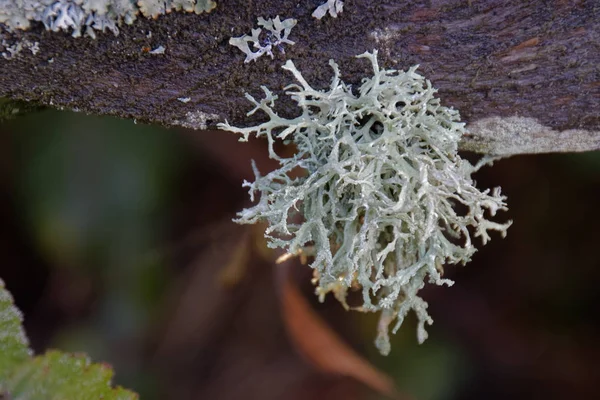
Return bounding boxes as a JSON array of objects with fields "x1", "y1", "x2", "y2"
[
  {"x1": 0, "y1": 0, "x2": 216, "y2": 38},
  {"x1": 219, "y1": 50, "x2": 511, "y2": 355}
]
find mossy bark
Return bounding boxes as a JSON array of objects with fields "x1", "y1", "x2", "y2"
[{"x1": 1, "y1": 0, "x2": 598, "y2": 154}]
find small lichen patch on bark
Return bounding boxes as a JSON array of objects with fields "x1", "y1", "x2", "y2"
[{"x1": 0, "y1": 0, "x2": 217, "y2": 38}]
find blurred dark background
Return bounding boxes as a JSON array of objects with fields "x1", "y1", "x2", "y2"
[{"x1": 0, "y1": 110, "x2": 599, "y2": 400}]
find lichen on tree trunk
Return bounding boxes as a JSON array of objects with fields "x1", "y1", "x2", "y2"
[{"x1": 1, "y1": 0, "x2": 599, "y2": 155}]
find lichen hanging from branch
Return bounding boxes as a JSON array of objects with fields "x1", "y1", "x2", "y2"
[{"x1": 219, "y1": 51, "x2": 512, "y2": 355}]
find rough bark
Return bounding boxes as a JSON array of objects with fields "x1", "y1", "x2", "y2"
[{"x1": 1, "y1": 0, "x2": 599, "y2": 155}]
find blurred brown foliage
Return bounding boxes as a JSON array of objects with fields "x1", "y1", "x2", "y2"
[{"x1": 0, "y1": 111, "x2": 599, "y2": 400}]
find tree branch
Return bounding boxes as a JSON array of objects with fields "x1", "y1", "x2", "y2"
[{"x1": 1, "y1": 0, "x2": 599, "y2": 156}]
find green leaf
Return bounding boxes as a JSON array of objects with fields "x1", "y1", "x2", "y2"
[
  {"x1": 0, "y1": 279, "x2": 32, "y2": 386},
  {"x1": 0, "y1": 279, "x2": 138, "y2": 399},
  {"x1": 6, "y1": 351, "x2": 138, "y2": 400}
]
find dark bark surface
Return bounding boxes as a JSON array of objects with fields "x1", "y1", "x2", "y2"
[{"x1": 1, "y1": 1, "x2": 599, "y2": 143}]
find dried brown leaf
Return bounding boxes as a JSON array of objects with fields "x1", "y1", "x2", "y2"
[{"x1": 277, "y1": 262, "x2": 406, "y2": 399}]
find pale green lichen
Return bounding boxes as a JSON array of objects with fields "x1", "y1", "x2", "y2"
[
  {"x1": 312, "y1": 0, "x2": 344, "y2": 20},
  {"x1": 1, "y1": 37, "x2": 39, "y2": 59},
  {"x1": 229, "y1": 16, "x2": 297, "y2": 63},
  {"x1": 0, "y1": 0, "x2": 216, "y2": 38},
  {"x1": 219, "y1": 50, "x2": 511, "y2": 355}
]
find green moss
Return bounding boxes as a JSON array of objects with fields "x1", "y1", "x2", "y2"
[{"x1": 0, "y1": 98, "x2": 40, "y2": 122}]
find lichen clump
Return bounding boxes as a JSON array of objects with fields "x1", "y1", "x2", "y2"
[
  {"x1": 0, "y1": 0, "x2": 216, "y2": 38},
  {"x1": 229, "y1": 16, "x2": 297, "y2": 63},
  {"x1": 219, "y1": 50, "x2": 511, "y2": 355}
]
